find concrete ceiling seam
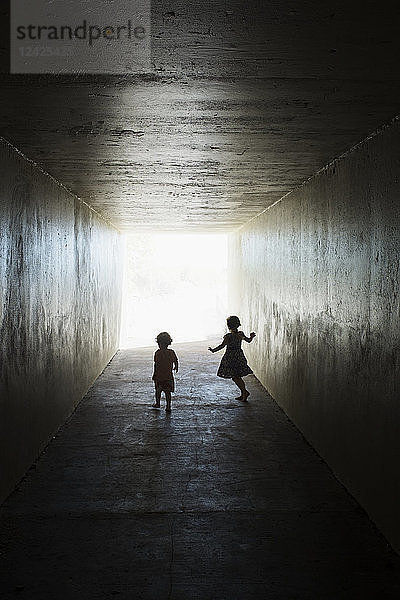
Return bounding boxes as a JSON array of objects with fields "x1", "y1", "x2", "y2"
[
  {"x1": 236, "y1": 114, "x2": 400, "y2": 231},
  {"x1": 0, "y1": 135, "x2": 121, "y2": 233}
]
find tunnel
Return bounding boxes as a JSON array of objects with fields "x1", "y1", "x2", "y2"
[{"x1": 1, "y1": 1, "x2": 400, "y2": 597}]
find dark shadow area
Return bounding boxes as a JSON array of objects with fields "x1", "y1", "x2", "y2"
[{"x1": 1, "y1": 342, "x2": 399, "y2": 599}]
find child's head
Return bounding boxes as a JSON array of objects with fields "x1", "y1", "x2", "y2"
[
  {"x1": 156, "y1": 331, "x2": 173, "y2": 348},
  {"x1": 227, "y1": 315, "x2": 241, "y2": 331}
]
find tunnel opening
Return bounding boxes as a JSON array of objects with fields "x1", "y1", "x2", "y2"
[{"x1": 119, "y1": 232, "x2": 228, "y2": 348}]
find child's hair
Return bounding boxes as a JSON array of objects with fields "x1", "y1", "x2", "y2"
[
  {"x1": 156, "y1": 331, "x2": 173, "y2": 346},
  {"x1": 227, "y1": 315, "x2": 241, "y2": 330}
]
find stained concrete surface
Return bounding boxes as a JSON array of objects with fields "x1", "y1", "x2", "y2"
[
  {"x1": 0, "y1": 138, "x2": 122, "y2": 503},
  {"x1": 1, "y1": 342, "x2": 400, "y2": 599},
  {"x1": 230, "y1": 119, "x2": 400, "y2": 552},
  {"x1": 1, "y1": 2, "x2": 400, "y2": 230}
]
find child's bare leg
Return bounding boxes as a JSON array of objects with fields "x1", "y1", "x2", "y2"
[
  {"x1": 153, "y1": 388, "x2": 161, "y2": 408},
  {"x1": 165, "y1": 391, "x2": 172, "y2": 412},
  {"x1": 232, "y1": 377, "x2": 249, "y2": 401}
]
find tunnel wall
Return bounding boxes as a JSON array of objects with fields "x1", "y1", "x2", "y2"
[
  {"x1": 229, "y1": 119, "x2": 400, "y2": 552},
  {"x1": 0, "y1": 138, "x2": 122, "y2": 502}
]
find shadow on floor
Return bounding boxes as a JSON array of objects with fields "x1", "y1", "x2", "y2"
[{"x1": 1, "y1": 341, "x2": 400, "y2": 599}]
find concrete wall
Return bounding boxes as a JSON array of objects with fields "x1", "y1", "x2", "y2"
[
  {"x1": 230, "y1": 118, "x2": 400, "y2": 552},
  {"x1": 0, "y1": 138, "x2": 122, "y2": 502}
]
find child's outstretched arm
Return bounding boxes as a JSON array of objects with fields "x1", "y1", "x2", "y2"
[
  {"x1": 173, "y1": 352, "x2": 179, "y2": 372},
  {"x1": 242, "y1": 332, "x2": 256, "y2": 343},
  {"x1": 208, "y1": 337, "x2": 227, "y2": 353}
]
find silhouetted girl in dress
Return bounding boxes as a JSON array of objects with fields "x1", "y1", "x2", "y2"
[{"x1": 209, "y1": 315, "x2": 256, "y2": 401}]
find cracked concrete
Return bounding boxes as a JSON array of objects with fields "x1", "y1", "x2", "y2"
[{"x1": 1, "y1": 342, "x2": 400, "y2": 599}]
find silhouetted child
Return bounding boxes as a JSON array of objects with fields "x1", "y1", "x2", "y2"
[
  {"x1": 152, "y1": 332, "x2": 178, "y2": 412},
  {"x1": 209, "y1": 315, "x2": 256, "y2": 401}
]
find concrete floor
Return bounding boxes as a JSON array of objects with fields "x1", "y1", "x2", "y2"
[{"x1": 1, "y1": 341, "x2": 400, "y2": 599}]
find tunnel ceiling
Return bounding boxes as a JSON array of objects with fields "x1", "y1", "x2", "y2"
[{"x1": 1, "y1": 1, "x2": 399, "y2": 231}]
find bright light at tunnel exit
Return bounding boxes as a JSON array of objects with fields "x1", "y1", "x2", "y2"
[{"x1": 119, "y1": 233, "x2": 228, "y2": 348}]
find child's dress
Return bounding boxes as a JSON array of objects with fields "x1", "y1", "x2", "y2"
[{"x1": 217, "y1": 331, "x2": 253, "y2": 379}]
